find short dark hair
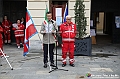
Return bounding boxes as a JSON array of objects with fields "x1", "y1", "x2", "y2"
[
  {"x1": 17, "y1": 19, "x2": 21, "y2": 22},
  {"x1": 46, "y1": 11, "x2": 52, "y2": 15},
  {"x1": 21, "y1": 17, "x2": 25, "y2": 19}
]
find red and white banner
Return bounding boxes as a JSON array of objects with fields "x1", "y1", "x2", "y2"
[{"x1": 23, "y1": 9, "x2": 38, "y2": 56}]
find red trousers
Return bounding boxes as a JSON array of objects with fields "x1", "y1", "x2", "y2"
[
  {"x1": 4, "y1": 33, "x2": 11, "y2": 43},
  {"x1": 0, "y1": 39, "x2": 6, "y2": 56},
  {"x1": 15, "y1": 36, "x2": 24, "y2": 46},
  {"x1": 62, "y1": 42, "x2": 75, "y2": 64}
]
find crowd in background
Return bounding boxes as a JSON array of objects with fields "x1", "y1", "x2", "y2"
[{"x1": 0, "y1": 16, "x2": 26, "y2": 49}]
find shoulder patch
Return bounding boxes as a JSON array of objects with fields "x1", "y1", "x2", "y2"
[
  {"x1": 72, "y1": 24, "x2": 74, "y2": 28},
  {"x1": 44, "y1": 21, "x2": 47, "y2": 24}
]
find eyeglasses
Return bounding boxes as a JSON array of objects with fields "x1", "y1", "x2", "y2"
[{"x1": 66, "y1": 19, "x2": 71, "y2": 20}]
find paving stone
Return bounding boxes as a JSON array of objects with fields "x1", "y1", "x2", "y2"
[
  {"x1": 90, "y1": 68, "x2": 113, "y2": 72},
  {"x1": 0, "y1": 43, "x2": 120, "y2": 79},
  {"x1": 36, "y1": 70, "x2": 50, "y2": 75},
  {"x1": 13, "y1": 75, "x2": 24, "y2": 79},
  {"x1": 59, "y1": 75, "x2": 76, "y2": 79},
  {"x1": 0, "y1": 76, "x2": 14, "y2": 79},
  {"x1": 80, "y1": 64, "x2": 101, "y2": 68}
]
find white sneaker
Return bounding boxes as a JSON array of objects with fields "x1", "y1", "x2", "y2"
[
  {"x1": 18, "y1": 46, "x2": 20, "y2": 49},
  {"x1": 5, "y1": 56, "x2": 9, "y2": 58},
  {"x1": 1, "y1": 55, "x2": 9, "y2": 58}
]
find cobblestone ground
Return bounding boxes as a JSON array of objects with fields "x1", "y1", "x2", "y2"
[{"x1": 0, "y1": 43, "x2": 120, "y2": 79}]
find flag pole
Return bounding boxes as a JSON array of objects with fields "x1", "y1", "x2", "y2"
[
  {"x1": 48, "y1": 21, "x2": 52, "y2": 72},
  {"x1": 49, "y1": 21, "x2": 68, "y2": 73},
  {"x1": 37, "y1": 33, "x2": 43, "y2": 50}
]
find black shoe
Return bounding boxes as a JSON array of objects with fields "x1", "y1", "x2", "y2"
[
  {"x1": 62, "y1": 64, "x2": 66, "y2": 67},
  {"x1": 50, "y1": 63, "x2": 56, "y2": 67},
  {"x1": 69, "y1": 64, "x2": 75, "y2": 67},
  {"x1": 5, "y1": 43, "x2": 7, "y2": 45},
  {"x1": 43, "y1": 63, "x2": 47, "y2": 68}
]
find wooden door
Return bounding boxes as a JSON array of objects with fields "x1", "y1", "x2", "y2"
[{"x1": 51, "y1": 4, "x2": 66, "y2": 22}]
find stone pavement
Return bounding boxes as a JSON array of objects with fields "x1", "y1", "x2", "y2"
[{"x1": 0, "y1": 43, "x2": 120, "y2": 79}]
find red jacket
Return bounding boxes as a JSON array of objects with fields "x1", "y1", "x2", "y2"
[
  {"x1": 0, "y1": 25, "x2": 3, "y2": 40},
  {"x1": 2, "y1": 20, "x2": 12, "y2": 34},
  {"x1": 60, "y1": 22, "x2": 76, "y2": 42},
  {"x1": 12, "y1": 24, "x2": 25, "y2": 37}
]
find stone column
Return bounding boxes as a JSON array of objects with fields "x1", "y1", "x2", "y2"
[{"x1": 0, "y1": 0, "x2": 3, "y2": 22}]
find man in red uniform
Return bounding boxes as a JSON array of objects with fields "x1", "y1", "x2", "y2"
[
  {"x1": 2, "y1": 16, "x2": 12, "y2": 44},
  {"x1": 60, "y1": 15, "x2": 76, "y2": 67},
  {"x1": 12, "y1": 19, "x2": 25, "y2": 48},
  {"x1": 0, "y1": 22, "x2": 9, "y2": 57}
]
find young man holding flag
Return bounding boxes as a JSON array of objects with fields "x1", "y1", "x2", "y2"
[{"x1": 40, "y1": 12, "x2": 58, "y2": 68}]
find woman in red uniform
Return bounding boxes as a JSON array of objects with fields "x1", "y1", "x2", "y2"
[
  {"x1": 12, "y1": 19, "x2": 25, "y2": 48},
  {"x1": 2, "y1": 16, "x2": 12, "y2": 44},
  {"x1": 0, "y1": 22, "x2": 9, "y2": 57}
]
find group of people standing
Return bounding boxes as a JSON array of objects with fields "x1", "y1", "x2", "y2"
[
  {"x1": 40, "y1": 12, "x2": 77, "y2": 68},
  {"x1": 0, "y1": 16, "x2": 26, "y2": 57},
  {"x1": 0, "y1": 12, "x2": 77, "y2": 68}
]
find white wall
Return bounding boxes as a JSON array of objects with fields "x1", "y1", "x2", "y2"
[{"x1": 27, "y1": 0, "x2": 49, "y2": 40}]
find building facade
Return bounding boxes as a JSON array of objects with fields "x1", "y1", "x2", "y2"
[
  {"x1": 1, "y1": 0, "x2": 120, "y2": 45},
  {"x1": 0, "y1": 0, "x2": 91, "y2": 42},
  {"x1": 26, "y1": 0, "x2": 91, "y2": 50},
  {"x1": 27, "y1": 0, "x2": 91, "y2": 40}
]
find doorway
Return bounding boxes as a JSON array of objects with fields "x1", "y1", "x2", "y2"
[
  {"x1": 96, "y1": 12, "x2": 104, "y2": 34},
  {"x1": 92, "y1": 12, "x2": 113, "y2": 44},
  {"x1": 50, "y1": 1, "x2": 68, "y2": 22},
  {"x1": 91, "y1": 0, "x2": 120, "y2": 44},
  {"x1": 3, "y1": 0, "x2": 27, "y2": 43},
  {"x1": 50, "y1": 0, "x2": 68, "y2": 45}
]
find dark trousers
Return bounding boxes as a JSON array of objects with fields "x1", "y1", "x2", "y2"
[{"x1": 43, "y1": 43, "x2": 55, "y2": 64}]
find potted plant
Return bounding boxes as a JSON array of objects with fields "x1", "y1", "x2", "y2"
[{"x1": 74, "y1": 0, "x2": 92, "y2": 56}]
